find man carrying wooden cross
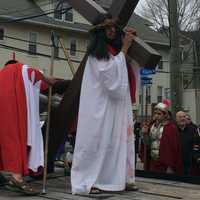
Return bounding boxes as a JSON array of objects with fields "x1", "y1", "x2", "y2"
[{"x1": 71, "y1": 14, "x2": 138, "y2": 195}]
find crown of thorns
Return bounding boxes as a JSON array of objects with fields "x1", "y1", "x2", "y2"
[{"x1": 90, "y1": 18, "x2": 118, "y2": 32}]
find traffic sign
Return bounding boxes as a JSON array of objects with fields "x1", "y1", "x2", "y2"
[
  {"x1": 140, "y1": 68, "x2": 156, "y2": 75},
  {"x1": 140, "y1": 76, "x2": 152, "y2": 81},
  {"x1": 141, "y1": 80, "x2": 153, "y2": 85},
  {"x1": 141, "y1": 76, "x2": 153, "y2": 85}
]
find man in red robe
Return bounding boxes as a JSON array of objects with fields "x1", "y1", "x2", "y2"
[
  {"x1": 0, "y1": 60, "x2": 54, "y2": 194},
  {"x1": 141, "y1": 101, "x2": 183, "y2": 175}
]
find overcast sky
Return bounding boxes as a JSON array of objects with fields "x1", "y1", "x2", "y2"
[{"x1": 135, "y1": 0, "x2": 145, "y2": 14}]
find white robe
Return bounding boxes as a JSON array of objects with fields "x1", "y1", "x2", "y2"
[
  {"x1": 71, "y1": 52, "x2": 135, "y2": 194},
  {"x1": 22, "y1": 65, "x2": 44, "y2": 172}
]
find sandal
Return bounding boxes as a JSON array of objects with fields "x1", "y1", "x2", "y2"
[
  {"x1": 6, "y1": 177, "x2": 40, "y2": 196},
  {"x1": 125, "y1": 183, "x2": 139, "y2": 191},
  {"x1": 90, "y1": 187, "x2": 101, "y2": 194}
]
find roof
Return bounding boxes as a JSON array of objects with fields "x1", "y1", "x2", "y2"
[
  {"x1": 0, "y1": 0, "x2": 91, "y2": 33},
  {"x1": 0, "y1": 0, "x2": 169, "y2": 45},
  {"x1": 181, "y1": 31, "x2": 200, "y2": 43}
]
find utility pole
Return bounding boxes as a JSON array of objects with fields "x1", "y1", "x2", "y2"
[
  {"x1": 193, "y1": 33, "x2": 200, "y2": 122},
  {"x1": 168, "y1": 0, "x2": 182, "y2": 114},
  {"x1": 193, "y1": 38, "x2": 200, "y2": 89}
]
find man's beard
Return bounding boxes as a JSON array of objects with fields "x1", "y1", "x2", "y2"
[{"x1": 106, "y1": 32, "x2": 123, "y2": 52}]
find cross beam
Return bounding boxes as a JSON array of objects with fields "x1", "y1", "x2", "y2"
[
  {"x1": 67, "y1": 0, "x2": 107, "y2": 24},
  {"x1": 109, "y1": 0, "x2": 139, "y2": 28},
  {"x1": 67, "y1": 0, "x2": 161, "y2": 68},
  {"x1": 109, "y1": 0, "x2": 161, "y2": 68}
]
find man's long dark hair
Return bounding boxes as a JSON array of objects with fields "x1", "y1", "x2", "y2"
[{"x1": 87, "y1": 14, "x2": 123, "y2": 60}]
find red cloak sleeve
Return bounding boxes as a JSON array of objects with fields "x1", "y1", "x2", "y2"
[
  {"x1": 159, "y1": 122, "x2": 183, "y2": 175},
  {"x1": 27, "y1": 68, "x2": 48, "y2": 91}
]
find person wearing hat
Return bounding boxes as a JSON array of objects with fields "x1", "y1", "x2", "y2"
[
  {"x1": 141, "y1": 100, "x2": 183, "y2": 175},
  {"x1": 71, "y1": 14, "x2": 138, "y2": 194}
]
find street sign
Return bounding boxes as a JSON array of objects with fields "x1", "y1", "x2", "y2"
[
  {"x1": 140, "y1": 68, "x2": 156, "y2": 75},
  {"x1": 141, "y1": 80, "x2": 153, "y2": 85},
  {"x1": 140, "y1": 76, "x2": 152, "y2": 81},
  {"x1": 141, "y1": 76, "x2": 153, "y2": 85},
  {"x1": 140, "y1": 68, "x2": 154, "y2": 85}
]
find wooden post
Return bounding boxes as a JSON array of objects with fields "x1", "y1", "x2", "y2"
[
  {"x1": 42, "y1": 31, "x2": 55, "y2": 194},
  {"x1": 59, "y1": 37, "x2": 75, "y2": 76}
]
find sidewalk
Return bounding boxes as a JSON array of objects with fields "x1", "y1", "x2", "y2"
[{"x1": 1, "y1": 170, "x2": 200, "y2": 200}]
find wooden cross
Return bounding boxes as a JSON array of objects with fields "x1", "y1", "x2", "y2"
[{"x1": 67, "y1": 0, "x2": 161, "y2": 68}]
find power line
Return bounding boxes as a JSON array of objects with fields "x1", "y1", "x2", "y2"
[
  {"x1": 0, "y1": 0, "x2": 57, "y2": 16},
  {"x1": 0, "y1": 43, "x2": 81, "y2": 64},
  {"x1": 2, "y1": 34, "x2": 200, "y2": 75},
  {"x1": 1, "y1": 6, "x2": 71, "y2": 23},
  {"x1": 4, "y1": 36, "x2": 200, "y2": 73},
  {"x1": 3, "y1": 34, "x2": 87, "y2": 53},
  {"x1": 1, "y1": 42, "x2": 200, "y2": 76},
  {"x1": 0, "y1": 0, "x2": 72, "y2": 24}
]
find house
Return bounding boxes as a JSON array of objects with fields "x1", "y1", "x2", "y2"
[
  {"x1": 0, "y1": 0, "x2": 90, "y2": 79},
  {"x1": 180, "y1": 31, "x2": 200, "y2": 123},
  {"x1": 0, "y1": 0, "x2": 171, "y2": 119}
]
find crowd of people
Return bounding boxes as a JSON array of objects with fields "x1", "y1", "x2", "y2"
[{"x1": 136, "y1": 101, "x2": 200, "y2": 177}]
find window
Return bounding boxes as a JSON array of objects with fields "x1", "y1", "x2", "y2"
[
  {"x1": 0, "y1": 28, "x2": 4, "y2": 40},
  {"x1": 54, "y1": 2, "x2": 73, "y2": 22},
  {"x1": 29, "y1": 32, "x2": 37, "y2": 54},
  {"x1": 54, "y1": 10, "x2": 62, "y2": 20},
  {"x1": 146, "y1": 86, "x2": 151, "y2": 104},
  {"x1": 54, "y1": 3, "x2": 62, "y2": 20},
  {"x1": 157, "y1": 86, "x2": 163, "y2": 102},
  {"x1": 158, "y1": 60, "x2": 163, "y2": 69},
  {"x1": 70, "y1": 39, "x2": 76, "y2": 56},
  {"x1": 65, "y1": 9, "x2": 73, "y2": 22},
  {"x1": 164, "y1": 88, "x2": 170, "y2": 99},
  {"x1": 183, "y1": 75, "x2": 191, "y2": 88}
]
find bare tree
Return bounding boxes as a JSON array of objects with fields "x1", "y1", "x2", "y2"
[{"x1": 139, "y1": 0, "x2": 200, "y2": 34}]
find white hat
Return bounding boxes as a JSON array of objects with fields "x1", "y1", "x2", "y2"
[{"x1": 154, "y1": 99, "x2": 171, "y2": 113}]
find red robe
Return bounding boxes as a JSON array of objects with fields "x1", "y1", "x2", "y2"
[
  {"x1": 0, "y1": 63, "x2": 47, "y2": 175},
  {"x1": 150, "y1": 121, "x2": 183, "y2": 175}
]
